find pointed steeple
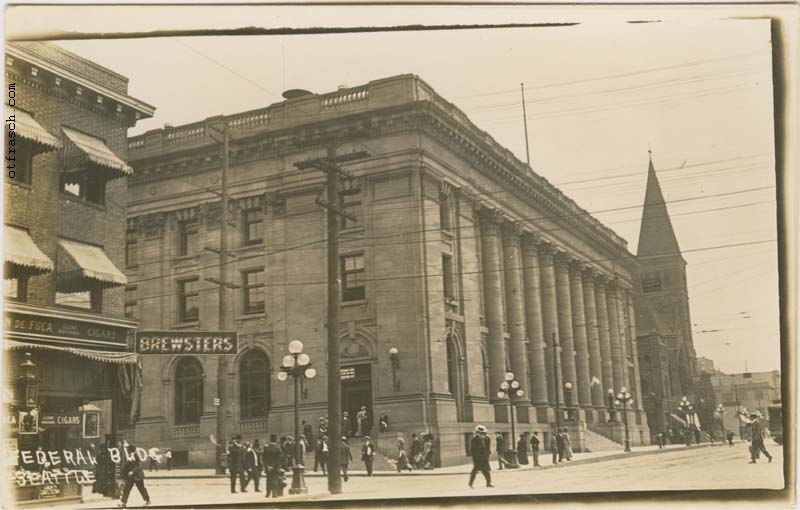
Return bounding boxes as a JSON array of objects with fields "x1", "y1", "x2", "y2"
[{"x1": 637, "y1": 152, "x2": 682, "y2": 258}]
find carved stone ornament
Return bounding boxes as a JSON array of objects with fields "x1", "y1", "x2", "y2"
[
  {"x1": 140, "y1": 212, "x2": 167, "y2": 239},
  {"x1": 341, "y1": 338, "x2": 370, "y2": 359}
]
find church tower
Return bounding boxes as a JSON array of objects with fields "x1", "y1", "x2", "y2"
[{"x1": 634, "y1": 153, "x2": 697, "y2": 436}]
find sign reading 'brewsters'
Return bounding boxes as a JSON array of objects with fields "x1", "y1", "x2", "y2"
[{"x1": 135, "y1": 331, "x2": 238, "y2": 355}]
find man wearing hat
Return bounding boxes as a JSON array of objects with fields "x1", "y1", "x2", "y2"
[
  {"x1": 228, "y1": 434, "x2": 247, "y2": 493},
  {"x1": 361, "y1": 436, "x2": 376, "y2": 477},
  {"x1": 340, "y1": 437, "x2": 353, "y2": 481},
  {"x1": 743, "y1": 412, "x2": 773, "y2": 463},
  {"x1": 468, "y1": 425, "x2": 493, "y2": 488}
]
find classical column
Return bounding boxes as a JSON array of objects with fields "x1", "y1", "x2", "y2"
[
  {"x1": 606, "y1": 281, "x2": 624, "y2": 393},
  {"x1": 555, "y1": 252, "x2": 577, "y2": 405},
  {"x1": 538, "y1": 243, "x2": 560, "y2": 406},
  {"x1": 501, "y1": 222, "x2": 531, "y2": 407},
  {"x1": 616, "y1": 285, "x2": 631, "y2": 391},
  {"x1": 569, "y1": 261, "x2": 592, "y2": 410},
  {"x1": 521, "y1": 234, "x2": 548, "y2": 409},
  {"x1": 595, "y1": 276, "x2": 614, "y2": 399},
  {"x1": 479, "y1": 208, "x2": 509, "y2": 405},
  {"x1": 582, "y1": 268, "x2": 605, "y2": 410},
  {"x1": 626, "y1": 288, "x2": 645, "y2": 411}
]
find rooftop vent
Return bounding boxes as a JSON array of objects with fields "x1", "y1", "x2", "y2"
[
  {"x1": 163, "y1": 123, "x2": 174, "y2": 129},
  {"x1": 338, "y1": 85, "x2": 349, "y2": 90},
  {"x1": 282, "y1": 89, "x2": 313, "y2": 100}
]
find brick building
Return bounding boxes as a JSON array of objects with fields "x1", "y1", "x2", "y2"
[
  {"x1": 710, "y1": 370, "x2": 781, "y2": 437},
  {"x1": 3, "y1": 42, "x2": 153, "y2": 504},
  {"x1": 124, "y1": 75, "x2": 651, "y2": 467}
]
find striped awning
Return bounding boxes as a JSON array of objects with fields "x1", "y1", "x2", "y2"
[
  {"x1": 4, "y1": 225, "x2": 54, "y2": 274},
  {"x1": 12, "y1": 110, "x2": 61, "y2": 152},
  {"x1": 60, "y1": 126, "x2": 132, "y2": 178},
  {"x1": 4, "y1": 339, "x2": 138, "y2": 365},
  {"x1": 57, "y1": 238, "x2": 126, "y2": 291}
]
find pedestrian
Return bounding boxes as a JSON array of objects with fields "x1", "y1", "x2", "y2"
[
  {"x1": 94, "y1": 441, "x2": 115, "y2": 497},
  {"x1": 361, "y1": 436, "x2": 376, "y2": 476},
  {"x1": 318, "y1": 436, "x2": 329, "y2": 475},
  {"x1": 693, "y1": 426, "x2": 701, "y2": 445},
  {"x1": 422, "y1": 433, "x2": 435, "y2": 469},
  {"x1": 245, "y1": 441, "x2": 261, "y2": 492},
  {"x1": 262, "y1": 434, "x2": 282, "y2": 498},
  {"x1": 468, "y1": 425, "x2": 494, "y2": 488},
  {"x1": 379, "y1": 411, "x2": 390, "y2": 433},
  {"x1": 164, "y1": 448, "x2": 173, "y2": 471},
  {"x1": 342, "y1": 412, "x2": 351, "y2": 439},
  {"x1": 228, "y1": 434, "x2": 247, "y2": 493},
  {"x1": 727, "y1": 430, "x2": 735, "y2": 447},
  {"x1": 556, "y1": 429, "x2": 565, "y2": 462},
  {"x1": 118, "y1": 445, "x2": 150, "y2": 508},
  {"x1": 564, "y1": 429, "x2": 574, "y2": 460},
  {"x1": 744, "y1": 412, "x2": 772, "y2": 464},
  {"x1": 148, "y1": 450, "x2": 159, "y2": 472},
  {"x1": 319, "y1": 416, "x2": 328, "y2": 438},
  {"x1": 495, "y1": 431, "x2": 507, "y2": 470},
  {"x1": 356, "y1": 406, "x2": 369, "y2": 437},
  {"x1": 410, "y1": 433, "x2": 423, "y2": 469},
  {"x1": 530, "y1": 432, "x2": 541, "y2": 467},
  {"x1": 550, "y1": 434, "x2": 558, "y2": 465},
  {"x1": 396, "y1": 436, "x2": 412, "y2": 472},
  {"x1": 340, "y1": 436, "x2": 353, "y2": 482},
  {"x1": 517, "y1": 434, "x2": 529, "y2": 465},
  {"x1": 303, "y1": 420, "x2": 314, "y2": 450}
]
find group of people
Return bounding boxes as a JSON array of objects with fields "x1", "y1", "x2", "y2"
[
  {"x1": 225, "y1": 434, "x2": 294, "y2": 498},
  {"x1": 394, "y1": 432, "x2": 436, "y2": 471},
  {"x1": 340, "y1": 408, "x2": 391, "y2": 439}
]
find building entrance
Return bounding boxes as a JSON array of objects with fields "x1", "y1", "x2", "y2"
[{"x1": 341, "y1": 363, "x2": 373, "y2": 437}]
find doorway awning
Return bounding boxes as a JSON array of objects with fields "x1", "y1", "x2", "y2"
[
  {"x1": 57, "y1": 238, "x2": 127, "y2": 292},
  {"x1": 4, "y1": 226, "x2": 54, "y2": 274},
  {"x1": 14, "y1": 110, "x2": 61, "y2": 152},
  {"x1": 60, "y1": 126, "x2": 132, "y2": 178},
  {"x1": 4, "y1": 339, "x2": 139, "y2": 365}
]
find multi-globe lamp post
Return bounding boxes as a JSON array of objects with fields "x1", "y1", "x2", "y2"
[
  {"x1": 277, "y1": 340, "x2": 317, "y2": 494},
  {"x1": 496, "y1": 371, "x2": 524, "y2": 469},
  {"x1": 678, "y1": 396, "x2": 694, "y2": 445},
  {"x1": 715, "y1": 403, "x2": 726, "y2": 443},
  {"x1": 614, "y1": 387, "x2": 634, "y2": 452}
]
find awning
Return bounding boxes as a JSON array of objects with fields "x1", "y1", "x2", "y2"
[
  {"x1": 12, "y1": 110, "x2": 61, "y2": 152},
  {"x1": 4, "y1": 339, "x2": 138, "y2": 365},
  {"x1": 4, "y1": 225, "x2": 54, "y2": 274},
  {"x1": 57, "y1": 238, "x2": 127, "y2": 292},
  {"x1": 60, "y1": 126, "x2": 132, "y2": 178}
]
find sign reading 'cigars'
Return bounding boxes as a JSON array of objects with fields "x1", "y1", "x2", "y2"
[{"x1": 135, "y1": 331, "x2": 238, "y2": 355}]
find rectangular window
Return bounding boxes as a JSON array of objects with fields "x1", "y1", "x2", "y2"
[
  {"x1": 242, "y1": 268, "x2": 265, "y2": 314},
  {"x1": 341, "y1": 254, "x2": 365, "y2": 302},
  {"x1": 442, "y1": 254, "x2": 455, "y2": 299},
  {"x1": 60, "y1": 173, "x2": 106, "y2": 205},
  {"x1": 56, "y1": 289, "x2": 101, "y2": 312},
  {"x1": 178, "y1": 220, "x2": 199, "y2": 256},
  {"x1": 125, "y1": 239, "x2": 138, "y2": 268},
  {"x1": 4, "y1": 277, "x2": 27, "y2": 302},
  {"x1": 125, "y1": 286, "x2": 138, "y2": 319},
  {"x1": 340, "y1": 198, "x2": 361, "y2": 230},
  {"x1": 242, "y1": 209, "x2": 263, "y2": 245},
  {"x1": 439, "y1": 195, "x2": 452, "y2": 231},
  {"x1": 8, "y1": 139, "x2": 33, "y2": 185},
  {"x1": 178, "y1": 278, "x2": 200, "y2": 322}
]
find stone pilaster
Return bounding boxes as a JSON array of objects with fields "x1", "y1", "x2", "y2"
[
  {"x1": 538, "y1": 242, "x2": 560, "y2": 406},
  {"x1": 582, "y1": 268, "x2": 605, "y2": 410},
  {"x1": 615, "y1": 285, "x2": 631, "y2": 391},
  {"x1": 569, "y1": 260, "x2": 592, "y2": 410},
  {"x1": 501, "y1": 222, "x2": 531, "y2": 410},
  {"x1": 626, "y1": 288, "x2": 645, "y2": 411},
  {"x1": 555, "y1": 252, "x2": 577, "y2": 408},
  {"x1": 521, "y1": 233, "x2": 549, "y2": 411},
  {"x1": 478, "y1": 208, "x2": 509, "y2": 406}
]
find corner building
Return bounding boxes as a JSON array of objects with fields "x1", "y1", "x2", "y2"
[{"x1": 125, "y1": 75, "x2": 649, "y2": 467}]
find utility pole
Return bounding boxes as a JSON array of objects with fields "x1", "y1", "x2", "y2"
[
  {"x1": 295, "y1": 148, "x2": 369, "y2": 494},
  {"x1": 520, "y1": 83, "x2": 531, "y2": 166}
]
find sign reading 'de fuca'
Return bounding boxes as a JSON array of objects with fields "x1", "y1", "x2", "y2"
[{"x1": 135, "y1": 331, "x2": 238, "y2": 355}]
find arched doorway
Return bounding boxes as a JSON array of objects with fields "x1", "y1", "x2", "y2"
[{"x1": 340, "y1": 334, "x2": 374, "y2": 437}]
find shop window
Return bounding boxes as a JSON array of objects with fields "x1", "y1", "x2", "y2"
[
  {"x1": 178, "y1": 278, "x2": 199, "y2": 322},
  {"x1": 4, "y1": 276, "x2": 27, "y2": 302},
  {"x1": 241, "y1": 268, "x2": 265, "y2": 315},
  {"x1": 241, "y1": 208, "x2": 263, "y2": 245},
  {"x1": 56, "y1": 289, "x2": 101, "y2": 312},
  {"x1": 174, "y1": 357, "x2": 204, "y2": 425},
  {"x1": 60, "y1": 173, "x2": 106, "y2": 205},
  {"x1": 341, "y1": 254, "x2": 365, "y2": 302},
  {"x1": 178, "y1": 219, "x2": 199, "y2": 256},
  {"x1": 125, "y1": 286, "x2": 138, "y2": 319},
  {"x1": 239, "y1": 350, "x2": 271, "y2": 420}
]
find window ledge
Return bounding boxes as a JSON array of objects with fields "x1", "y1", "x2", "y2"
[
  {"x1": 6, "y1": 180, "x2": 32, "y2": 190},
  {"x1": 340, "y1": 299, "x2": 367, "y2": 307},
  {"x1": 236, "y1": 243, "x2": 265, "y2": 252},
  {"x1": 237, "y1": 312, "x2": 266, "y2": 321},
  {"x1": 173, "y1": 254, "x2": 200, "y2": 264},
  {"x1": 60, "y1": 193, "x2": 106, "y2": 211},
  {"x1": 172, "y1": 320, "x2": 200, "y2": 329},
  {"x1": 340, "y1": 226, "x2": 365, "y2": 235}
]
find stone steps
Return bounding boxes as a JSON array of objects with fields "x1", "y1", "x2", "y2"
[{"x1": 582, "y1": 428, "x2": 623, "y2": 452}]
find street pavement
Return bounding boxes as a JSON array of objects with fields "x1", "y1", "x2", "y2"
[{"x1": 53, "y1": 441, "x2": 784, "y2": 509}]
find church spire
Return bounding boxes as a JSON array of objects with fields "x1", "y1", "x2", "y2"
[{"x1": 637, "y1": 153, "x2": 682, "y2": 258}]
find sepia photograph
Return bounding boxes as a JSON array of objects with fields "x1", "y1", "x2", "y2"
[{"x1": 1, "y1": 3, "x2": 797, "y2": 509}]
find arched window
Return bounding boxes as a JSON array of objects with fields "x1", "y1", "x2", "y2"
[
  {"x1": 240, "y1": 350, "x2": 271, "y2": 420},
  {"x1": 175, "y1": 357, "x2": 204, "y2": 425}
]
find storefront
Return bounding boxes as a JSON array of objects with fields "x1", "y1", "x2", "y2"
[{"x1": 3, "y1": 302, "x2": 140, "y2": 506}]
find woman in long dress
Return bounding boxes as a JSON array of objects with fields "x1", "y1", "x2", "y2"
[
  {"x1": 396, "y1": 437, "x2": 412, "y2": 472},
  {"x1": 517, "y1": 434, "x2": 529, "y2": 465},
  {"x1": 356, "y1": 407, "x2": 368, "y2": 437},
  {"x1": 422, "y1": 434, "x2": 434, "y2": 470}
]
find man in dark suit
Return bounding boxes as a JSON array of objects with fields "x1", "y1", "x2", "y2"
[
  {"x1": 340, "y1": 437, "x2": 353, "y2": 482},
  {"x1": 228, "y1": 435, "x2": 247, "y2": 493},
  {"x1": 530, "y1": 431, "x2": 541, "y2": 467},
  {"x1": 495, "y1": 431, "x2": 506, "y2": 470},
  {"x1": 119, "y1": 445, "x2": 150, "y2": 508},
  {"x1": 556, "y1": 429, "x2": 566, "y2": 462},
  {"x1": 262, "y1": 435, "x2": 283, "y2": 498},
  {"x1": 468, "y1": 425, "x2": 493, "y2": 488},
  {"x1": 361, "y1": 436, "x2": 376, "y2": 477},
  {"x1": 745, "y1": 412, "x2": 773, "y2": 463}
]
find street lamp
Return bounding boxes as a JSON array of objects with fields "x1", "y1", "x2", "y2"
[
  {"x1": 278, "y1": 340, "x2": 316, "y2": 494},
  {"x1": 615, "y1": 387, "x2": 634, "y2": 452},
  {"x1": 678, "y1": 396, "x2": 694, "y2": 446},
  {"x1": 607, "y1": 388, "x2": 616, "y2": 423},
  {"x1": 564, "y1": 382, "x2": 573, "y2": 421},
  {"x1": 497, "y1": 371, "x2": 524, "y2": 469},
  {"x1": 389, "y1": 347, "x2": 400, "y2": 391},
  {"x1": 17, "y1": 352, "x2": 40, "y2": 409},
  {"x1": 715, "y1": 403, "x2": 726, "y2": 443}
]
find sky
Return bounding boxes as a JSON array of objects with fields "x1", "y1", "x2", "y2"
[{"x1": 6, "y1": 5, "x2": 785, "y2": 374}]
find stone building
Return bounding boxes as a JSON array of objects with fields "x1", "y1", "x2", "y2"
[
  {"x1": 633, "y1": 157, "x2": 699, "y2": 438},
  {"x1": 710, "y1": 370, "x2": 781, "y2": 436},
  {"x1": 3, "y1": 42, "x2": 153, "y2": 504},
  {"x1": 124, "y1": 75, "x2": 650, "y2": 467}
]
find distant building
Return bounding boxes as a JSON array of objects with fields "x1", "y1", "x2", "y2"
[
  {"x1": 710, "y1": 370, "x2": 781, "y2": 437},
  {"x1": 696, "y1": 357, "x2": 716, "y2": 375},
  {"x1": 633, "y1": 156, "x2": 698, "y2": 438}
]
